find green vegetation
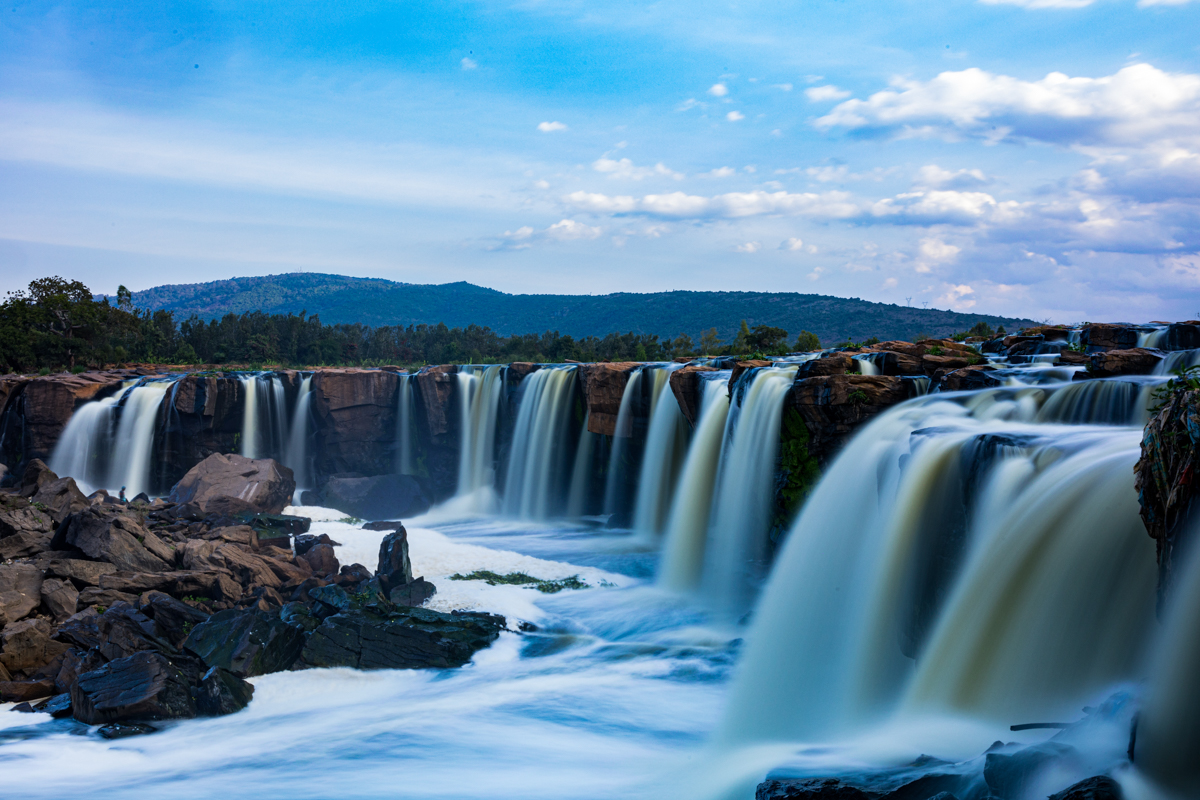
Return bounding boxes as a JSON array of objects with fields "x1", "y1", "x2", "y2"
[
  {"x1": 448, "y1": 570, "x2": 590, "y2": 593},
  {"x1": 771, "y1": 407, "x2": 821, "y2": 548}
]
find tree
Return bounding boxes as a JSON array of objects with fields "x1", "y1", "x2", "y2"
[
  {"x1": 669, "y1": 333, "x2": 694, "y2": 358},
  {"x1": 698, "y1": 328, "x2": 722, "y2": 354},
  {"x1": 794, "y1": 331, "x2": 821, "y2": 351},
  {"x1": 733, "y1": 319, "x2": 752, "y2": 352},
  {"x1": 747, "y1": 325, "x2": 788, "y2": 353}
]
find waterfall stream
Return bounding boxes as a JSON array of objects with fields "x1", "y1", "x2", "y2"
[
  {"x1": 284, "y1": 375, "x2": 313, "y2": 490},
  {"x1": 502, "y1": 366, "x2": 578, "y2": 519},
  {"x1": 396, "y1": 374, "x2": 415, "y2": 474},
  {"x1": 632, "y1": 367, "x2": 690, "y2": 540},
  {"x1": 239, "y1": 375, "x2": 261, "y2": 459},
  {"x1": 455, "y1": 365, "x2": 505, "y2": 511}
]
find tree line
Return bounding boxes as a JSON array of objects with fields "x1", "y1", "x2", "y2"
[{"x1": 0, "y1": 278, "x2": 827, "y2": 372}]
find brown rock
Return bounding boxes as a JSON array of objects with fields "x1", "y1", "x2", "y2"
[
  {"x1": 1, "y1": 618, "x2": 70, "y2": 674},
  {"x1": 45, "y1": 558, "x2": 118, "y2": 587},
  {"x1": 20, "y1": 373, "x2": 125, "y2": 460},
  {"x1": 1088, "y1": 348, "x2": 1164, "y2": 377},
  {"x1": 166, "y1": 453, "x2": 295, "y2": 515},
  {"x1": 729, "y1": 360, "x2": 773, "y2": 389},
  {"x1": 0, "y1": 503, "x2": 54, "y2": 538},
  {"x1": 1057, "y1": 351, "x2": 1088, "y2": 365},
  {"x1": 19, "y1": 458, "x2": 58, "y2": 497},
  {"x1": 216, "y1": 544, "x2": 283, "y2": 590},
  {"x1": 77, "y1": 587, "x2": 139, "y2": 610},
  {"x1": 579, "y1": 362, "x2": 641, "y2": 435},
  {"x1": 0, "y1": 678, "x2": 57, "y2": 702},
  {"x1": 939, "y1": 365, "x2": 1002, "y2": 392},
  {"x1": 796, "y1": 353, "x2": 856, "y2": 377},
  {"x1": 0, "y1": 530, "x2": 53, "y2": 560},
  {"x1": 413, "y1": 365, "x2": 457, "y2": 437},
  {"x1": 0, "y1": 564, "x2": 44, "y2": 625},
  {"x1": 30, "y1": 476, "x2": 90, "y2": 523},
  {"x1": 787, "y1": 375, "x2": 914, "y2": 466},
  {"x1": 669, "y1": 364, "x2": 718, "y2": 426},
  {"x1": 507, "y1": 362, "x2": 541, "y2": 383},
  {"x1": 40, "y1": 578, "x2": 79, "y2": 621},
  {"x1": 922, "y1": 353, "x2": 976, "y2": 376},
  {"x1": 300, "y1": 543, "x2": 340, "y2": 577},
  {"x1": 1082, "y1": 323, "x2": 1140, "y2": 351},
  {"x1": 61, "y1": 508, "x2": 172, "y2": 573}
]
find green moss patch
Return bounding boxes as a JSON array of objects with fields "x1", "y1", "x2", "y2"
[{"x1": 448, "y1": 570, "x2": 590, "y2": 594}]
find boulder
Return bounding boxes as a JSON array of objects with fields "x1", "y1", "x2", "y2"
[
  {"x1": 99, "y1": 569, "x2": 244, "y2": 605},
  {"x1": 1047, "y1": 776, "x2": 1122, "y2": 800},
  {"x1": 45, "y1": 558, "x2": 118, "y2": 586},
  {"x1": 294, "y1": 533, "x2": 341, "y2": 556},
  {"x1": 59, "y1": 508, "x2": 172, "y2": 573},
  {"x1": 939, "y1": 365, "x2": 1002, "y2": 392},
  {"x1": 0, "y1": 563, "x2": 44, "y2": 625},
  {"x1": 309, "y1": 369, "x2": 405, "y2": 479},
  {"x1": 300, "y1": 543, "x2": 340, "y2": 577},
  {"x1": 377, "y1": 527, "x2": 413, "y2": 590},
  {"x1": 984, "y1": 742, "x2": 1078, "y2": 800},
  {"x1": 787, "y1": 375, "x2": 914, "y2": 466},
  {"x1": 40, "y1": 577, "x2": 79, "y2": 621},
  {"x1": 1088, "y1": 348, "x2": 1164, "y2": 377},
  {"x1": 0, "y1": 529, "x2": 53, "y2": 560},
  {"x1": 30, "y1": 476, "x2": 90, "y2": 523},
  {"x1": 70, "y1": 651, "x2": 198, "y2": 725},
  {"x1": 167, "y1": 453, "x2": 295, "y2": 515},
  {"x1": 412, "y1": 365, "x2": 457, "y2": 438},
  {"x1": 94, "y1": 603, "x2": 174, "y2": 662},
  {"x1": 796, "y1": 353, "x2": 856, "y2": 377},
  {"x1": 578, "y1": 362, "x2": 641, "y2": 435},
  {"x1": 1081, "y1": 324, "x2": 1140, "y2": 352},
  {"x1": 0, "y1": 678, "x2": 57, "y2": 702},
  {"x1": 669, "y1": 364, "x2": 719, "y2": 426},
  {"x1": 184, "y1": 607, "x2": 305, "y2": 677},
  {"x1": 1, "y1": 618, "x2": 69, "y2": 674},
  {"x1": 388, "y1": 577, "x2": 436, "y2": 607},
  {"x1": 138, "y1": 592, "x2": 211, "y2": 648},
  {"x1": 921, "y1": 354, "x2": 976, "y2": 376},
  {"x1": 0, "y1": 501, "x2": 54, "y2": 538},
  {"x1": 194, "y1": 666, "x2": 254, "y2": 716},
  {"x1": 77, "y1": 587, "x2": 138, "y2": 610},
  {"x1": 315, "y1": 474, "x2": 430, "y2": 521},
  {"x1": 19, "y1": 458, "x2": 59, "y2": 497},
  {"x1": 300, "y1": 607, "x2": 505, "y2": 670}
]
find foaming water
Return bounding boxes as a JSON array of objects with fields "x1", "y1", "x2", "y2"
[
  {"x1": 455, "y1": 365, "x2": 504, "y2": 510},
  {"x1": 503, "y1": 366, "x2": 578, "y2": 520},
  {"x1": 633, "y1": 367, "x2": 690, "y2": 540}
]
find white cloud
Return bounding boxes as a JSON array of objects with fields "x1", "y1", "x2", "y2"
[
  {"x1": 882, "y1": 277, "x2": 899, "y2": 288},
  {"x1": 915, "y1": 237, "x2": 962, "y2": 273},
  {"x1": 937, "y1": 283, "x2": 977, "y2": 309},
  {"x1": 537, "y1": 121, "x2": 568, "y2": 132},
  {"x1": 534, "y1": 179, "x2": 550, "y2": 190},
  {"x1": 774, "y1": 83, "x2": 794, "y2": 92},
  {"x1": 734, "y1": 242, "x2": 761, "y2": 253},
  {"x1": 493, "y1": 218, "x2": 601, "y2": 249},
  {"x1": 563, "y1": 189, "x2": 861, "y2": 220},
  {"x1": 545, "y1": 219, "x2": 602, "y2": 240},
  {"x1": 979, "y1": 0, "x2": 1096, "y2": 8},
  {"x1": 781, "y1": 237, "x2": 805, "y2": 251},
  {"x1": 709, "y1": 83, "x2": 729, "y2": 97},
  {"x1": 726, "y1": 111, "x2": 745, "y2": 121},
  {"x1": 592, "y1": 158, "x2": 684, "y2": 181},
  {"x1": 915, "y1": 164, "x2": 991, "y2": 189},
  {"x1": 816, "y1": 64, "x2": 1200, "y2": 151},
  {"x1": 805, "y1": 85, "x2": 852, "y2": 102},
  {"x1": 807, "y1": 267, "x2": 826, "y2": 280},
  {"x1": 460, "y1": 57, "x2": 478, "y2": 70},
  {"x1": 707, "y1": 167, "x2": 737, "y2": 178},
  {"x1": 807, "y1": 165, "x2": 849, "y2": 182}
]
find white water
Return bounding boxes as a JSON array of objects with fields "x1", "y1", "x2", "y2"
[
  {"x1": 455, "y1": 365, "x2": 504, "y2": 511},
  {"x1": 603, "y1": 368, "x2": 643, "y2": 519},
  {"x1": 632, "y1": 368, "x2": 690, "y2": 540},
  {"x1": 566, "y1": 413, "x2": 598, "y2": 518},
  {"x1": 502, "y1": 367, "x2": 578, "y2": 520},
  {"x1": 395, "y1": 374, "x2": 414, "y2": 474},
  {"x1": 702, "y1": 366, "x2": 798, "y2": 617},
  {"x1": 283, "y1": 375, "x2": 312, "y2": 489},
  {"x1": 239, "y1": 375, "x2": 260, "y2": 459},
  {"x1": 49, "y1": 389, "x2": 125, "y2": 493},
  {"x1": 106, "y1": 382, "x2": 172, "y2": 498},
  {"x1": 658, "y1": 378, "x2": 731, "y2": 592}
]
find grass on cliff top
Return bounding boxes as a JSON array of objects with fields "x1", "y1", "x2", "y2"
[{"x1": 448, "y1": 570, "x2": 590, "y2": 594}]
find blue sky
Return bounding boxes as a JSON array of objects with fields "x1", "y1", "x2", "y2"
[{"x1": 2, "y1": 0, "x2": 1199, "y2": 323}]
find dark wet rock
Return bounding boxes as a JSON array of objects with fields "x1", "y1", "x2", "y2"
[
  {"x1": 1088, "y1": 348, "x2": 1164, "y2": 377},
  {"x1": 938, "y1": 365, "x2": 1002, "y2": 392},
  {"x1": 54, "y1": 646, "x2": 104, "y2": 694},
  {"x1": 53, "y1": 608, "x2": 103, "y2": 650},
  {"x1": 335, "y1": 563, "x2": 373, "y2": 587},
  {"x1": 0, "y1": 501, "x2": 54, "y2": 538},
  {"x1": 35, "y1": 692, "x2": 73, "y2": 718},
  {"x1": 796, "y1": 353, "x2": 857, "y2": 377},
  {"x1": 1081, "y1": 324, "x2": 1140, "y2": 352},
  {"x1": 310, "y1": 369, "x2": 404, "y2": 482},
  {"x1": 1, "y1": 618, "x2": 70, "y2": 674},
  {"x1": 94, "y1": 603, "x2": 175, "y2": 662},
  {"x1": 314, "y1": 474, "x2": 430, "y2": 521},
  {"x1": 70, "y1": 651, "x2": 198, "y2": 725},
  {"x1": 294, "y1": 533, "x2": 340, "y2": 556},
  {"x1": 167, "y1": 453, "x2": 295, "y2": 515},
  {"x1": 388, "y1": 577, "x2": 436, "y2": 607},
  {"x1": 98, "y1": 721, "x2": 159, "y2": 739},
  {"x1": 183, "y1": 607, "x2": 305, "y2": 677},
  {"x1": 194, "y1": 666, "x2": 254, "y2": 716},
  {"x1": 19, "y1": 458, "x2": 59, "y2": 497},
  {"x1": 57, "y1": 507, "x2": 172, "y2": 573},
  {"x1": 756, "y1": 778, "x2": 876, "y2": 800},
  {"x1": 0, "y1": 530, "x2": 53, "y2": 560},
  {"x1": 40, "y1": 577, "x2": 79, "y2": 621},
  {"x1": 1047, "y1": 776, "x2": 1122, "y2": 800},
  {"x1": 308, "y1": 584, "x2": 354, "y2": 616},
  {"x1": 18, "y1": 374, "x2": 125, "y2": 461},
  {"x1": 300, "y1": 607, "x2": 505, "y2": 670},
  {"x1": 984, "y1": 742, "x2": 1078, "y2": 799},
  {"x1": 279, "y1": 601, "x2": 321, "y2": 632},
  {"x1": 139, "y1": 591, "x2": 211, "y2": 648},
  {"x1": 0, "y1": 563, "x2": 44, "y2": 625},
  {"x1": 0, "y1": 678, "x2": 57, "y2": 702},
  {"x1": 300, "y1": 542, "x2": 340, "y2": 577},
  {"x1": 31, "y1": 476, "x2": 90, "y2": 524},
  {"x1": 362, "y1": 520, "x2": 405, "y2": 532}
]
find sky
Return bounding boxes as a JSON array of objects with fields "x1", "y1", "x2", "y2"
[{"x1": 2, "y1": 0, "x2": 1199, "y2": 323}]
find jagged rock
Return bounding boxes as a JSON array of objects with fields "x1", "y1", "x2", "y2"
[
  {"x1": 335, "y1": 563, "x2": 372, "y2": 586},
  {"x1": 507, "y1": 362, "x2": 541, "y2": 383},
  {"x1": 1082, "y1": 324, "x2": 1140, "y2": 352},
  {"x1": 669, "y1": 363, "x2": 719, "y2": 426},
  {"x1": 1, "y1": 618, "x2": 70, "y2": 674},
  {"x1": 184, "y1": 607, "x2": 305, "y2": 677},
  {"x1": 19, "y1": 459, "x2": 59, "y2": 497},
  {"x1": 796, "y1": 353, "x2": 856, "y2": 377},
  {"x1": 99, "y1": 569, "x2": 244, "y2": 605},
  {"x1": 755, "y1": 778, "x2": 875, "y2": 799},
  {"x1": 195, "y1": 666, "x2": 254, "y2": 716},
  {"x1": 0, "y1": 530, "x2": 52, "y2": 560},
  {"x1": 54, "y1": 647, "x2": 103, "y2": 694},
  {"x1": 0, "y1": 678, "x2": 57, "y2": 702},
  {"x1": 984, "y1": 742, "x2": 1078, "y2": 800},
  {"x1": 300, "y1": 607, "x2": 505, "y2": 670},
  {"x1": 40, "y1": 577, "x2": 79, "y2": 621},
  {"x1": 53, "y1": 608, "x2": 103, "y2": 650},
  {"x1": 377, "y1": 527, "x2": 413, "y2": 589},
  {"x1": 0, "y1": 501, "x2": 54, "y2": 538},
  {"x1": 19, "y1": 374, "x2": 125, "y2": 460},
  {"x1": 37, "y1": 692, "x2": 73, "y2": 718},
  {"x1": 787, "y1": 375, "x2": 914, "y2": 466},
  {"x1": 58, "y1": 507, "x2": 172, "y2": 573},
  {"x1": 301, "y1": 543, "x2": 340, "y2": 577},
  {"x1": 294, "y1": 533, "x2": 340, "y2": 555},
  {"x1": 98, "y1": 722, "x2": 158, "y2": 739},
  {"x1": 922, "y1": 354, "x2": 976, "y2": 376},
  {"x1": 1047, "y1": 776, "x2": 1122, "y2": 800},
  {"x1": 1088, "y1": 348, "x2": 1164, "y2": 377},
  {"x1": 31, "y1": 476, "x2": 90, "y2": 524},
  {"x1": 45, "y1": 558, "x2": 118, "y2": 586},
  {"x1": 315, "y1": 474, "x2": 430, "y2": 521},
  {"x1": 730, "y1": 359, "x2": 773, "y2": 390},
  {"x1": 70, "y1": 651, "x2": 198, "y2": 725},
  {"x1": 280, "y1": 600, "x2": 321, "y2": 632},
  {"x1": 1154, "y1": 323, "x2": 1200, "y2": 352},
  {"x1": 94, "y1": 603, "x2": 174, "y2": 662},
  {"x1": 0, "y1": 563, "x2": 44, "y2": 625},
  {"x1": 579, "y1": 362, "x2": 640, "y2": 435},
  {"x1": 311, "y1": 368, "x2": 405, "y2": 478},
  {"x1": 77, "y1": 587, "x2": 138, "y2": 610},
  {"x1": 362, "y1": 520, "x2": 405, "y2": 532},
  {"x1": 413, "y1": 365, "x2": 457, "y2": 438},
  {"x1": 138, "y1": 592, "x2": 211, "y2": 647},
  {"x1": 388, "y1": 576, "x2": 436, "y2": 607},
  {"x1": 167, "y1": 453, "x2": 295, "y2": 515},
  {"x1": 939, "y1": 365, "x2": 1002, "y2": 392}
]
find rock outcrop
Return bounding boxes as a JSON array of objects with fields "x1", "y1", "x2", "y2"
[
  {"x1": 311, "y1": 369, "x2": 402, "y2": 481},
  {"x1": 669, "y1": 364, "x2": 718, "y2": 426},
  {"x1": 578, "y1": 362, "x2": 640, "y2": 435},
  {"x1": 786, "y1": 375, "x2": 915, "y2": 467},
  {"x1": 19, "y1": 373, "x2": 126, "y2": 461},
  {"x1": 167, "y1": 453, "x2": 295, "y2": 515},
  {"x1": 1088, "y1": 348, "x2": 1164, "y2": 377}
]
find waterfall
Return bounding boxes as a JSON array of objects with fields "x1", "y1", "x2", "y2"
[
  {"x1": 502, "y1": 366, "x2": 578, "y2": 519},
  {"x1": 1035, "y1": 376, "x2": 1161, "y2": 425},
  {"x1": 455, "y1": 365, "x2": 504, "y2": 509},
  {"x1": 109, "y1": 381, "x2": 172, "y2": 498},
  {"x1": 49, "y1": 389, "x2": 126, "y2": 493},
  {"x1": 239, "y1": 375, "x2": 260, "y2": 459},
  {"x1": 566, "y1": 413, "x2": 599, "y2": 518},
  {"x1": 395, "y1": 374, "x2": 414, "y2": 474},
  {"x1": 702, "y1": 365, "x2": 798, "y2": 617},
  {"x1": 284, "y1": 375, "x2": 312, "y2": 489},
  {"x1": 1154, "y1": 348, "x2": 1200, "y2": 375},
  {"x1": 632, "y1": 368, "x2": 690, "y2": 539},
  {"x1": 717, "y1": 394, "x2": 1156, "y2": 746},
  {"x1": 658, "y1": 377, "x2": 731, "y2": 592},
  {"x1": 268, "y1": 376, "x2": 288, "y2": 459},
  {"x1": 602, "y1": 368, "x2": 644, "y2": 523},
  {"x1": 853, "y1": 354, "x2": 882, "y2": 375}
]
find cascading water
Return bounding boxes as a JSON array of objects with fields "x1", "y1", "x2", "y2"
[
  {"x1": 658, "y1": 376, "x2": 731, "y2": 592},
  {"x1": 566, "y1": 413, "x2": 599, "y2": 518},
  {"x1": 502, "y1": 366, "x2": 578, "y2": 519},
  {"x1": 108, "y1": 381, "x2": 173, "y2": 498},
  {"x1": 701, "y1": 365, "x2": 798, "y2": 617},
  {"x1": 240, "y1": 375, "x2": 261, "y2": 459},
  {"x1": 603, "y1": 368, "x2": 644, "y2": 522},
  {"x1": 718, "y1": 389, "x2": 1157, "y2": 747},
  {"x1": 455, "y1": 365, "x2": 504, "y2": 510},
  {"x1": 267, "y1": 375, "x2": 288, "y2": 459},
  {"x1": 49, "y1": 387, "x2": 127, "y2": 493},
  {"x1": 396, "y1": 374, "x2": 415, "y2": 474},
  {"x1": 632, "y1": 367, "x2": 690, "y2": 540},
  {"x1": 1154, "y1": 348, "x2": 1200, "y2": 375},
  {"x1": 284, "y1": 375, "x2": 313, "y2": 490}
]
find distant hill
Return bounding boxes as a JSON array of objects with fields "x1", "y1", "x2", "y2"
[{"x1": 128, "y1": 273, "x2": 1037, "y2": 345}]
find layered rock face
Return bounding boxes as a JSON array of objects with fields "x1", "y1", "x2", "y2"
[
  {"x1": 311, "y1": 369, "x2": 401, "y2": 480},
  {"x1": 578, "y1": 363, "x2": 640, "y2": 435}
]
